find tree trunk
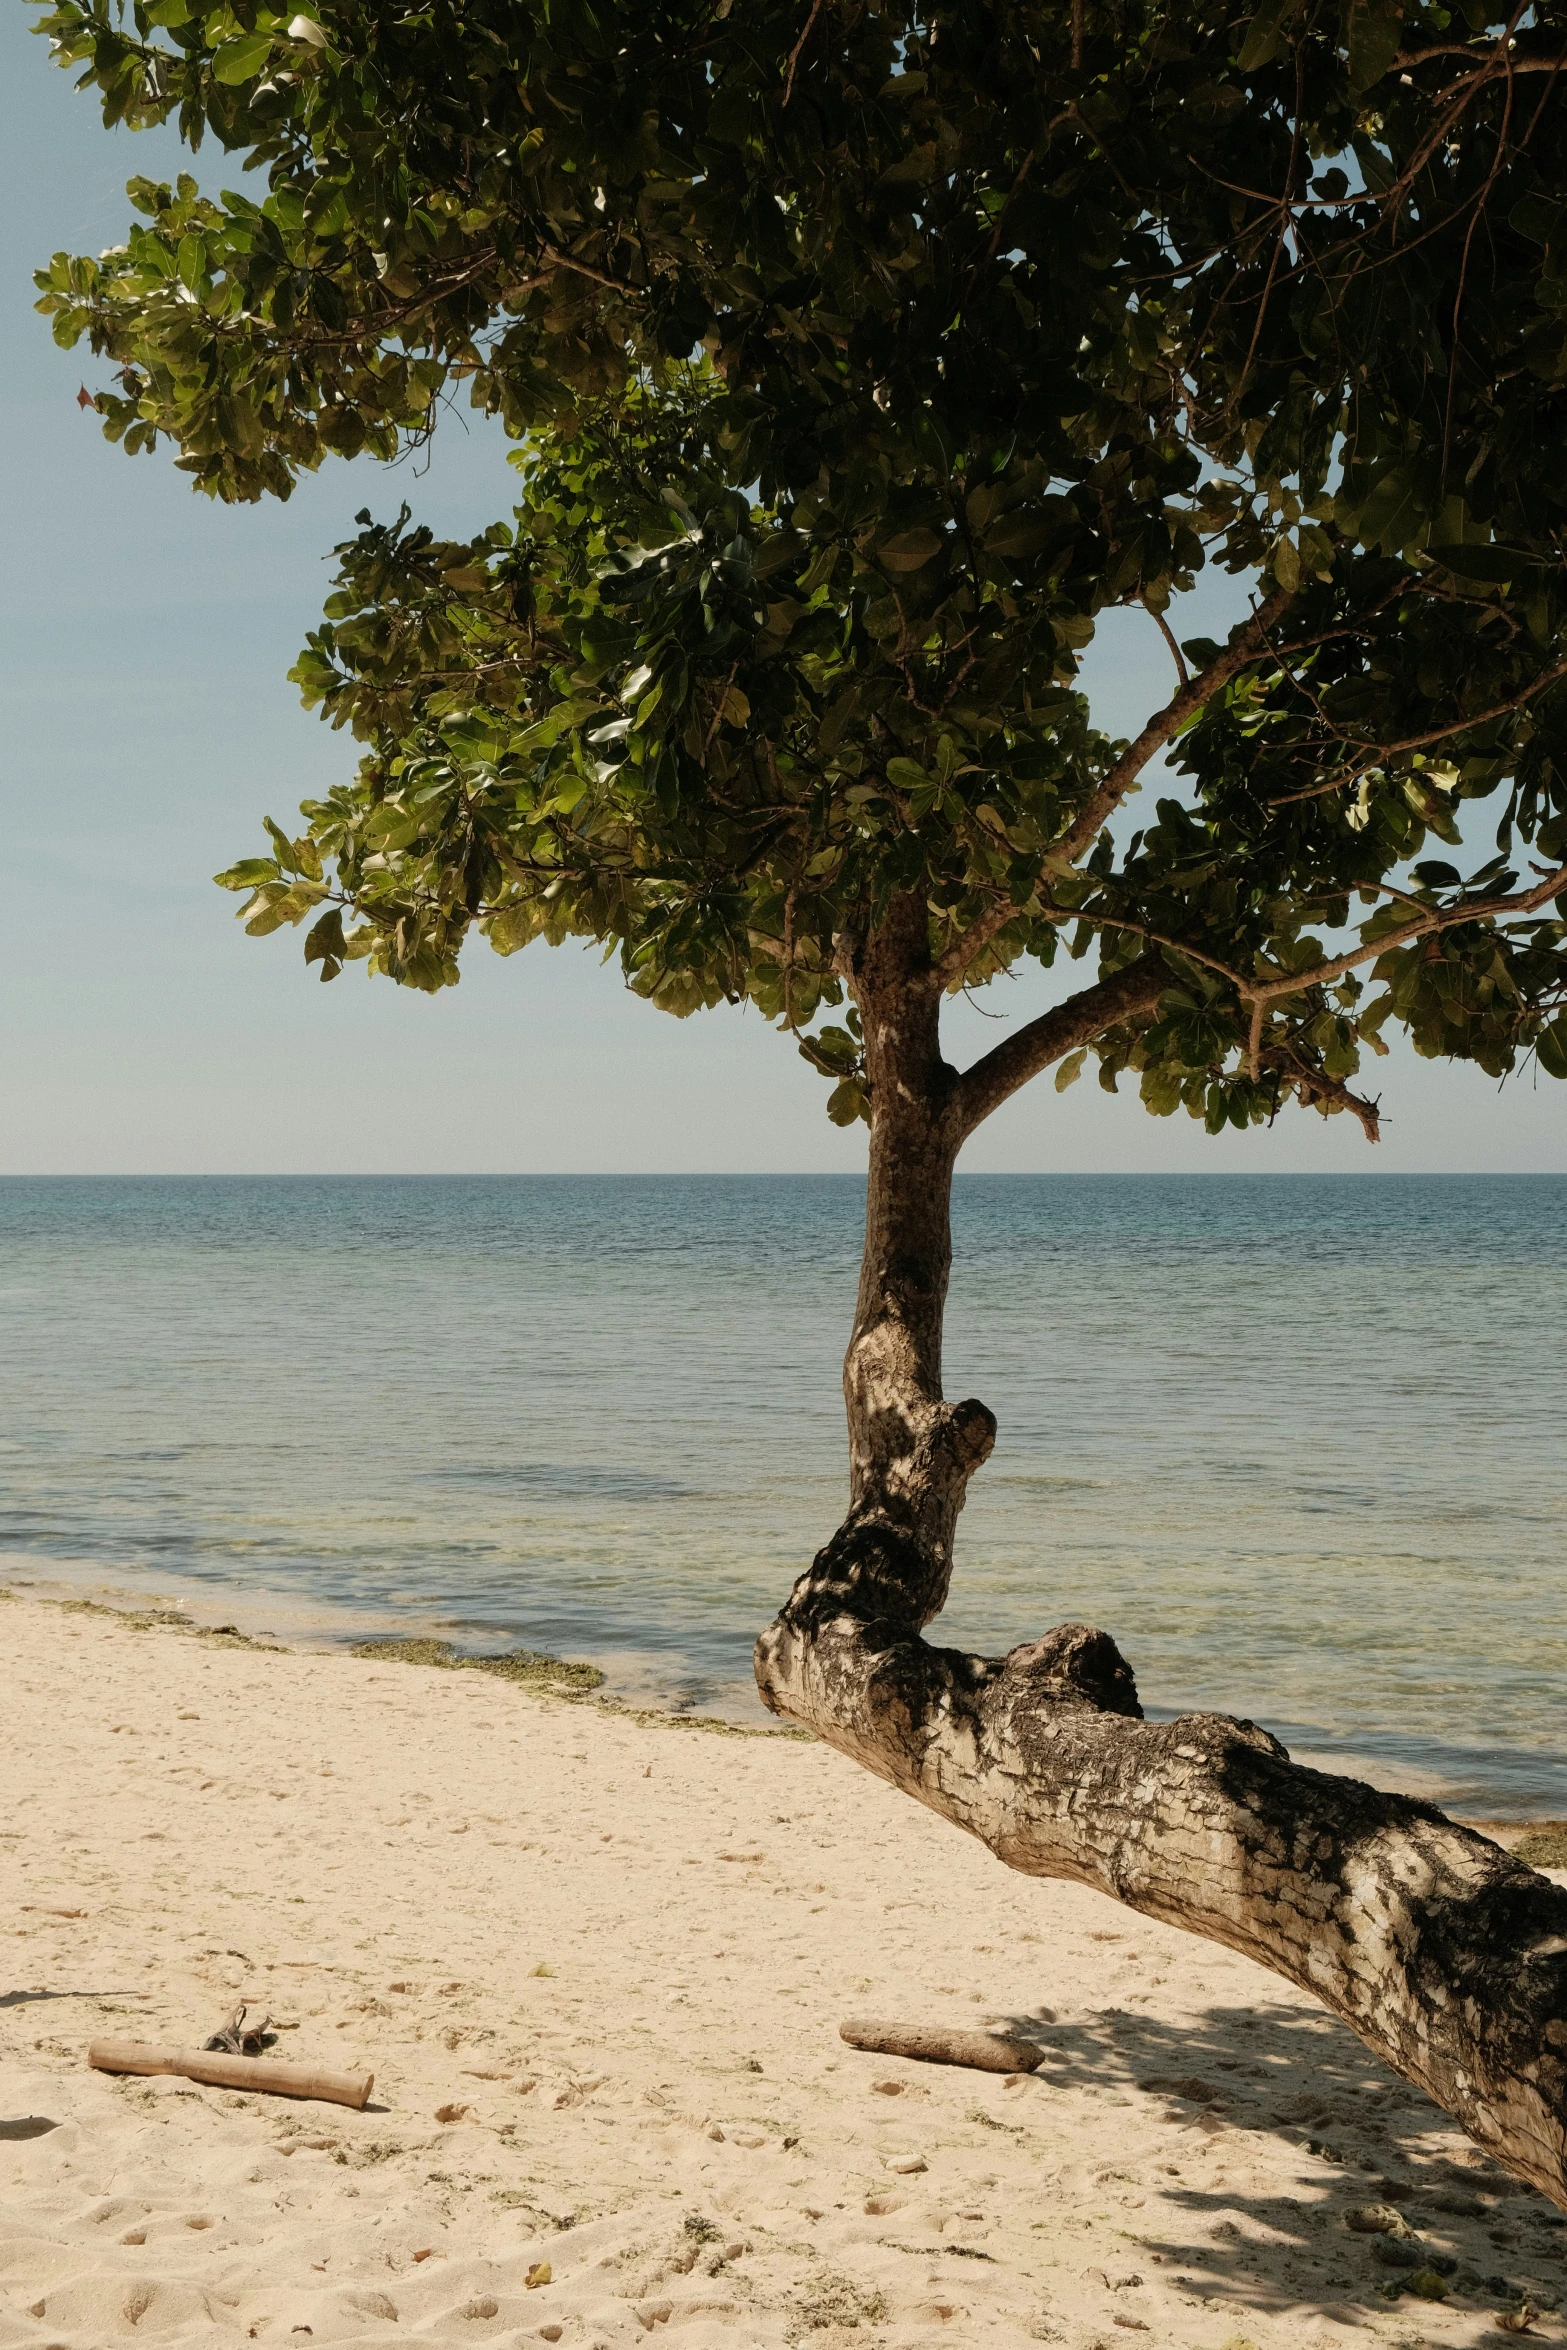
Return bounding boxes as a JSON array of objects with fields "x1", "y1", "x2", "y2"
[{"x1": 755, "y1": 903, "x2": 1567, "y2": 2211}]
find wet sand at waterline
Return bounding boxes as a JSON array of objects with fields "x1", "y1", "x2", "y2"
[{"x1": 2, "y1": 1593, "x2": 1564, "y2": 2350}]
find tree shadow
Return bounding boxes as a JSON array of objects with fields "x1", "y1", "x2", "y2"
[{"x1": 991, "y1": 1993, "x2": 1567, "y2": 2325}]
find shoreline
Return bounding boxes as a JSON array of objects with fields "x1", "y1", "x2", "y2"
[
  {"x1": 2, "y1": 1551, "x2": 1562, "y2": 1824},
  {"x1": 2, "y1": 1588, "x2": 1565, "y2": 2348},
  {"x1": 0, "y1": 1551, "x2": 780, "y2": 1731}
]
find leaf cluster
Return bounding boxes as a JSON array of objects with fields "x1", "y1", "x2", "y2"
[{"x1": 35, "y1": 0, "x2": 1567, "y2": 1126}]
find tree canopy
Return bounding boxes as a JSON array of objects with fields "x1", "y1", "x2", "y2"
[{"x1": 34, "y1": 0, "x2": 1567, "y2": 1140}]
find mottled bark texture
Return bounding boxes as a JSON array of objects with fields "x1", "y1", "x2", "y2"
[{"x1": 755, "y1": 902, "x2": 1567, "y2": 2209}]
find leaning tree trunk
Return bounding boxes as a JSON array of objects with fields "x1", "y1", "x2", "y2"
[{"x1": 755, "y1": 898, "x2": 1567, "y2": 2210}]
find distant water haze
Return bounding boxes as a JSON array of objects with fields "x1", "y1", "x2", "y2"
[{"x1": 0, "y1": 1173, "x2": 1562, "y2": 1816}]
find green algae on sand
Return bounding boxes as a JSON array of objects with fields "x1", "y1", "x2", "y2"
[
  {"x1": 348, "y1": 1634, "x2": 811, "y2": 1738},
  {"x1": 1512, "y1": 1822, "x2": 1567, "y2": 1868},
  {"x1": 349, "y1": 1635, "x2": 604, "y2": 1693}
]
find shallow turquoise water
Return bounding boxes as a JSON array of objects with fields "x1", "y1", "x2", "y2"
[{"x1": 0, "y1": 1174, "x2": 1562, "y2": 1812}]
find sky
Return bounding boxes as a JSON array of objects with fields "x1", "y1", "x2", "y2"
[{"x1": 2, "y1": 14, "x2": 1562, "y2": 1174}]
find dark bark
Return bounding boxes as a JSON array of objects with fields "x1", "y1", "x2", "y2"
[
  {"x1": 951, "y1": 960, "x2": 1167, "y2": 1139},
  {"x1": 832, "y1": 894, "x2": 994, "y2": 1597},
  {"x1": 756, "y1": 903, "x2": 1567, "y2": 2211}
]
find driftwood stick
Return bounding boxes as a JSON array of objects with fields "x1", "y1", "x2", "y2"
[
  {"x1": 89, "y1": 2039, "x2": 373, "y2": 2109},
  {"x1": 839, "y1": 2018, "x2": 1044, "y2": 2073}
]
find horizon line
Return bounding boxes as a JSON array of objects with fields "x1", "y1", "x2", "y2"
[{"x1": 2, "y1": 1168, "x2": 1564, "y2": 1182}]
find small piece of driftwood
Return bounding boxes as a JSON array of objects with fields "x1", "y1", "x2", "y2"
[
  {"x1": 89, "y1": 2040, "x2": 373, "y2": 2109},
  {"x1": 204, "y1": 2002, "x2": 273, "y2": 2055},
  {"x1": 839, "y1": 2019, "x2": 1045, "y2": 2073}
]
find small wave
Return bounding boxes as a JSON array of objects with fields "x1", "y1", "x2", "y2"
[
  {"x1": 986, "y1": 1474, "x2": 1111, "y2": 1493},
  {"x1": 421, "y1": 1463, "x2": 692, "y2": 1501}
]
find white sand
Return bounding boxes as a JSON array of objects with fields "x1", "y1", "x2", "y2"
[{"x1": 2, "y1": 1591, "x2": 1564, "y2": 2349}]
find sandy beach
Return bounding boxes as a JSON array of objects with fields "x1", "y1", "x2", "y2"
[{"x1": 2, "y1": 1589, "x2": 1564, "y2": 2350}]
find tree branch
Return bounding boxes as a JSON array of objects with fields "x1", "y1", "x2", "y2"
[
  {"x1": 932, "y1": 587, "x2": 1299, "y2": 993},
  {"x1": 1242, "y1": 865, "x2": 1567, "y2": 1004},
  {"x1": 1037, "y1": 868, "x2": 1567, "y2": 1018},
  {"x1": 950, "y1": 961, "x2": 1167, "y2": 1138},
  {"x1": 782, "y1": 0, "x2": 826, "y2": 104},
  {"x1": 1057, "y1": 582, "x2": 1298, "y2": 866},
  {"x1": 931, "y1": 899, "x2": 1026, "y2": 992},
  {"x1": 756, "y1": 1581, "x2": 1567, "y2": 2210},
  {"x1": 1256, "y1": 1038, "x2": 1383, "y2": 1142},
  {"x1": 1269, "y1": 649, "x2": 1567, "y2": 805},
  {"x1": 945, "y1": 861, "x2": 1567, "y2": 1143}
]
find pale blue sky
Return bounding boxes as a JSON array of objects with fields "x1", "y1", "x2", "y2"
[{"x1": 2, "y1": 11, "x2": 1562, "y2": 1172}]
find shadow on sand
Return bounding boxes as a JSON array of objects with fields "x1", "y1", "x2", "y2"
[{"x1": 993, "y1": 1992, "x2": 1566, "y2": 2329}]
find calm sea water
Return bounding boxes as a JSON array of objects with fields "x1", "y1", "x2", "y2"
[{"x1": 0, "y1": 1175, "x2": 1562, "y2": 1814}]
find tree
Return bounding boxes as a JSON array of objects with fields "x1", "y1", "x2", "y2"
[{"x1": 34, "y1": 0, "x2": 1567, "y2": 2204}]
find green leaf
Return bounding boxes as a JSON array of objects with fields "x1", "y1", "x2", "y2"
[
  {"x1": 984, "y1": 512, "x2": 1060, "y2": 560},
  {"x1": 1236, "y1": 0, "x2": 1295, "y2": 70},
  {"x1": 211, "y1": 33, "x2": 274, "y2": 84},
  {"x1": 1427, "y1": 543, "x2": 1544, "y2": 586},
  {"x1": 1055, "y1": 1048, "x2": 1087, "y2": 1091},
  {"x1": 214, "y1": 857, "x2": 279, "y2": 891},
  {"x1": 879, "y1": 529, "x2": 946, "y2": 572},
  {"x1": 263, "y1": 816, "x2": 309, "y2": 875},
  {"x1": 1356, "y1": 464, "x2": 1430, "y2": 556},
  {"x1": 304, "y1": 907, "x2": 346, "y2": 978},
  {"x1": 1140, "y1": 1064, "x2": 1184, "y2": 1116},
  {"x1": 800, "y1": 1024, "x2": 861, "y2": 1074},
  {"x1": 1537, "y1": 1015, "x2": 1567, "y2": 1081},
  {"x1": 242, "y1": 890, "x2": 293, "y2": 938},
  {"x1": 1513, "y1": 189, "x2": 1567, "y2": 244},
  {"x1": 487, "y1": 902, "x2": 543, "y2": 956},
  {"x1": 1346, "y1": 0, "x2": 1402, "y2": 95},
  {"x1": 825, "y1": 1077, "x2": 870, "y2": 1126},
  {"x1": 816, "y1": 687, "x2": 859, "y2": 754},
  {"x1": 1536, "y1": 321, "x2": 1567, "y2": 387}
]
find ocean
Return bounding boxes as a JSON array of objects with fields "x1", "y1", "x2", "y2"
[{"x1": 0, "y1": 1174, "x2": 1562, "y2": 1815}]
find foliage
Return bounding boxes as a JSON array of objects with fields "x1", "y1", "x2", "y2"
[{"x1": 33, "y1": 0, "x2": 1567, "y2": 1134}]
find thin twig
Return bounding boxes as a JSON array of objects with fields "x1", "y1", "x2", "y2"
[
  {"x1": 1442, "y1": 35, "x2": 1519, "y2": 487},
  {"x1": 782, "y1": 0, "x2": 825, "y2": 105},
  {"x1": 1226, "y1": 43, "x2": 1305, "y2": 420},
  {"x1": 704, "y1": 662, "x2": 740, "y2": 753},
  {"x1": 1268, "y1": 652, "x2": 1567, "y2": 806},
  {"x1": 539, "y1": 244, "x2": 636, "y2": 297},
  {"x1": 1149, "y1": 605, "x2": 1190, "y2": 690}
]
